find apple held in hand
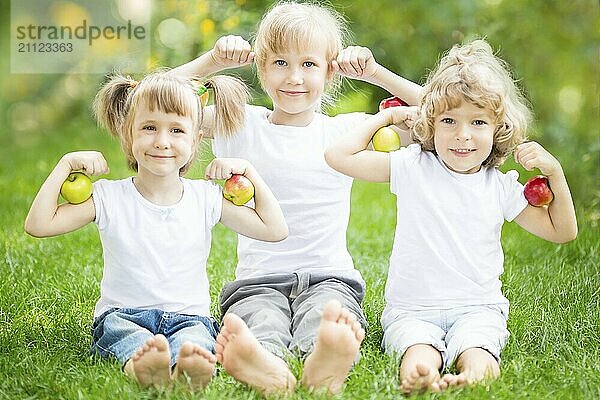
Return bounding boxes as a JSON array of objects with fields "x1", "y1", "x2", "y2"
[
  {"x1": 379, "y1": 96, "x2": 408, "y2": 110},
  {"x1": 223, "y1": 174, "x2": 255, "y2": 206},
  {"x1": 524, "y1": 175, "x2": 554, "y2": 207},
  {"x1": 60, "y1": 172, "x2": 93, "y2": 204},
  {"x1": 372, "y1": 126, "x2": 401, "y2": 152}
]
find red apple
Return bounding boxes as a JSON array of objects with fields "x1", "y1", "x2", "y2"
[
  {"x1": 524, "y1": 175, "x2": 554, "y2": 207},
  {"x1": 372, "y1": 126, "x2": 401, "y2": 152},
  {"x1": 223, "y1": 174, "x2": 255, "y2": 206},
  {"x1": 379, "y1": 96, "x2": 408, "y2": 111}
]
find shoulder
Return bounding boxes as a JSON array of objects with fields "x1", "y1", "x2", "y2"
[
  {"x1": 390, "y1": 143, "x2": 429, "y2": 165},
  {"x1": 323, "y1": 111, "x2": 366, "y2": 127},
  {"x1": 93, "y1": 177, "x2": 132, "y2": 197},
  {"x1": 183, "y1": 178, "x2": 222, "y2": 199}
]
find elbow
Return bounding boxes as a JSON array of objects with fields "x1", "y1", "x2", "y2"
[
  {"x1": 324, "y1": 149, "x2": 337, "y2": 170},
  {"x1": 270, "y1": 224, "x2": 289, "y2": 242},
  {"x1": 24, "y1": 220, "x2": 44, "y2": 238},
  {"x1": 552, "y1": 226, "x2": 578, "y2": 244}
]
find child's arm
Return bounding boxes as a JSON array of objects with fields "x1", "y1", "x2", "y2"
[
  {"x1": 205, "y1": 158, "x2": 288, "y2": 242},
  {"x1": 512, "y1": 142, "x2": 578, "y2": 243},
  {"x1": 170, "y1": 36, "x2": 253, "y2": 139},
  {"x1": 333, "y1": 46, "x2": 422, "y2": 105},
  {"x1": 325, "y1": 107, "x2": 417, "y2": 182},
  {"x1": 171, "y1": 35, "x2": 255, "y2": 78},
  {"x1": 24, "y1": 151, "x2": 109, "y2": 238}
]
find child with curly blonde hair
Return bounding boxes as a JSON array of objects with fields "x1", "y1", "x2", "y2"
[{"x1": 326, "y1": 39, "x2": 577, "y2": 394}]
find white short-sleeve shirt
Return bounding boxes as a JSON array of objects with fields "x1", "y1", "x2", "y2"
[
  {"x1": 212, "y1": 105, "x2": 365, "y2": 281},
  {"x1": 92, "y1": 177, "x2": 222, "y2": 318},
  {"x1": 386, "y1": 144, "x2": 528, "y2": 310}
]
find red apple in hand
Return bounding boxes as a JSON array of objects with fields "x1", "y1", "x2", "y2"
[
  {"x1": 379, "y1": 96, "x2": 408, "y2": 110},
  {"x1": 372, "y1": 126, "x2": 401, "y2": 152},
  {"x1": 524, "y1": 175, "x2": 554, "y2": 207},
  {"x1": 60, "y1": 172, "x2": 93, "y2": 204},
  {"x1": 223, "y1": 174, "x2": 255, "y2": 206}
]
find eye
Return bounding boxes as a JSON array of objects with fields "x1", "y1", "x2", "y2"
[
  {"x1": 274, "y1": 59, "x2": 286, "y2": 66},
  {"x1": 171, "y1": 127, "x2": 185, "y2": 134},
  {"x1": 440, "y1": 117, "x2": 454, "y2": 124},
  {"x1": 142, "y1": 125, "x2": 156, "y2": 131},
  {"x1": 303, "y1": 61, "x2": 315, "y2": 68},
  {"x1": 473, "y1": 119, "x2": 488, "y2": 126}
]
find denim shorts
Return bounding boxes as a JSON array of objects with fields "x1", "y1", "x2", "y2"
[
  {"x1": 219, "y1": 272, "x2": 367, "y2": 360},
  {"x1": 90, "y1": 308, "x2": 219, "y2": 367},
  {"x1": 381, "y1": 304, "x2": 509, "y2": 370}
]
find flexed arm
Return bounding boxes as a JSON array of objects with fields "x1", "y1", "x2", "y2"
[
  {"x1": 24, "y1": 151, "x2": 109, "y2": 237},
  {"x1": 513, "y1": 142, "x2": 577, "y2": 243},
  {"x1": 325, "y1": 107, "x2": 417, "y2": 182},
  {"x1": 206, "y1": 158, "x2": 288, "y2": 242},
  {"x1": 333, "y1": 46, "x2": 422, "y2": 106}
]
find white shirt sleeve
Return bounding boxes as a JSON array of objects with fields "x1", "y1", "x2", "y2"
[
  {"x1": 92, "y1": 179, "x2": 110, "y2": 230},
  {"x1": 204, "y1": 181, "x2": 223, "y2": 228},
  {"x1": 498, "y1": 169, "x2": 528, "y2": 221},
  {"x1": 389, "y1": 144, "x2": 421, "y2": 195}
]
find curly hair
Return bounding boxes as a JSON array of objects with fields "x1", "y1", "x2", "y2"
[{"x1": 412, "y1": 39, "x2": 532, "y2": 168}]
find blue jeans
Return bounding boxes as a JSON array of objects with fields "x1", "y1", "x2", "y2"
[{"x1": 90, "y1": 308, "x2": 219, "y2": 367}]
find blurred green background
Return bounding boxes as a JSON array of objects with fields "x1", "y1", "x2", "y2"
[{"x1": 1, "y1": 0, "x2": 598, "y2": 210}]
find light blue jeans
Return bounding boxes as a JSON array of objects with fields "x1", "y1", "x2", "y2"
[{"x1": 90, "y1": 308, "x2": 219, "y2": 367}]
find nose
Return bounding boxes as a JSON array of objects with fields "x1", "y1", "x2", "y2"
[
  {"x1": 455, "y1": 124, "x2": 472, "y2": 141},
  {"x1": 154, "y1": 130, "x2": 170, "y2": 149},
  {"x1": 286, "y1": 67, "x2": 303, "y2": 85}
]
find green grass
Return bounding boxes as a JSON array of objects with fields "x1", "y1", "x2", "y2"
[{"x1": 1, "y1": 125, "x2": 599, "y2": 399}]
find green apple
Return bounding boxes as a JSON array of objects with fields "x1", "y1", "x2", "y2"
[
  {"x1": 60, "y1": 172, "x2": 93, "y2": 204},
  {"x1": 223, "y1": 174, "x2": 255, "y2": 206},
  {"x1": 372, "y1": 126, "x2": 400, "y2": 152}
]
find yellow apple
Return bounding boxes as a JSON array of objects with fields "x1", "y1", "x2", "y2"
[
  {"x1": 60, "y1": 172, "x2": 93, "y2": 204},
  {"x1": 372, "y1": 126, "x2": 400, "y2": 152},
  {"x1": 223, "y1": 174, "x2": 255, "y2": 206}
]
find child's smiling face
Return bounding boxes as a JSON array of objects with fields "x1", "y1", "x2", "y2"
[
  {"x1": 262, "y1": 41, "x2": 330, "y2": 125},
  {"x1": 433, "y1": 101, "x2": 496, "y2": 174}
]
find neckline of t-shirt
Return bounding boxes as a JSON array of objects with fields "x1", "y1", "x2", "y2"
[
  {"x1": 262, "y1": 109, "x2": 321, "y2": 132},
  {"x1": 436, "y1": 155, "x2": 487, "y2": 184},
  {"x1": 128, "y1": 176, "x2": 187, "y2": 211}
]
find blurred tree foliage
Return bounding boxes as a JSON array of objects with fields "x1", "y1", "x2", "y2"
[{"x1": 1, "y1": 0, "x2": 598, "y2": 205}]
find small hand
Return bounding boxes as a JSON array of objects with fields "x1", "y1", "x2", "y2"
[
  {"x1": 333, "y1": 46, "x2": 378, "y2": 81},
  {"x1": 61, "y1": 151, "x2": 109, "y2": 176},
  {"x1": 210, "y1": 35, "x2": 255, "y2": 69},
  {"x1": 388, "y1": 106, "x2": 419, "y2": 130},
  {"x1": 514, "y1": 141, "x2": 562, "y2": 176},
  {"x1": 205, "y1": 157, "x2": 251, "y2": 180}
]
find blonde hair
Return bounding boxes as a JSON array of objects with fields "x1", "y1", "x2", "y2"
[
  {"x1": 253, "y1": 1, "x2": 349, "y2": 106},
  {"x1": 93, "y1": 70, "x2": 247, "y2": 174},
  {"x1": 413, "y1": 39, "x2": 532, "y2": 168}
]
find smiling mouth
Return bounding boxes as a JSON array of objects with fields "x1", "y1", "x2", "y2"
[
  {"x1": 450, "y1": 148, "x2": 476, "y2": 153},
  {"x1": 148, "y1": 154, "x2": 175, "y2": 159},
  {"x1": 280, "y1": 90, "x2": 307, "y2": 96}
]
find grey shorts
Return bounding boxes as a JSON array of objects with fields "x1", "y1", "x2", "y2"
[
  {"x1": 381, "y1": 304, "x2": 510, "y2": 370},
  {"x1": 219, "y1": 272, "x2": 367, "y2": 359}
]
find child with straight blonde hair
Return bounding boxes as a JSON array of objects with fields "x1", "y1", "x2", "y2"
[
  {"x1": 25, "y1": 70, "x2": 287, "y2": 390},
  {"x1": 325, "y1": 39, "x2": 577, "y2": 394},
  {"x1": 172, "y1": 0, "x2": 422, "y2": 394}
]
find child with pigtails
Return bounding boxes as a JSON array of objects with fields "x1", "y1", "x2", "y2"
[{"x1": 24, "y1": 70, "x2": 287, "y2": 389}]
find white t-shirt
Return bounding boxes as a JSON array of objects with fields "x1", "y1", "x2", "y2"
[
  {"x1": 92, "y1": 177, "x2": 222, "y2": 318},
  {"x1": 212, "y1": 104, "x2": 365, "y2": 281},
  {"x1": 386, "y1": 144, "x2": 528, "y2": 311}
]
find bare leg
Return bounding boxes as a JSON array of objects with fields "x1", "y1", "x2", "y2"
[
  {"x1": 172, "y1": 342, "x2": 216, "y2": 390},
  {"x1": 399, "y1": 344, "x2": 447, "y2": 394},
  {"x1": 123, "y1": 334, "x2": 171, "y2": 388},
  {"x1": 215, "y1": 313, "x2": 296, "y2": 395},
  {"x1": 301, "y1": 300, "x2": 365, "y2": 395},
  {"x1": 442, "y1": 347, "x2": 500, "y2": 388}
]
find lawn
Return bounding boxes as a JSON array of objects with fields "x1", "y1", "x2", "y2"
[{"x1": 0, "y1": 124, "x2": 598, "y2": 400}]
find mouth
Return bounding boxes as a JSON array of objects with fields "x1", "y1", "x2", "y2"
[
  {"x1": 280, "y1": 90, "x2": 308, "y2": 96},
  {"x1": 450, "y1": 148, "x2": 476, "y2": 157},
  {"x1": 147, "y1": 154, "x2": 175, "y2": 160}
]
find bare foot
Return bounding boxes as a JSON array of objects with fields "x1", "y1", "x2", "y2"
[
  {"x1": 441, "y1": 372, "x2": 468, "y2": 389},
  {"x1": 400, "y1": 363, "x2": 445, "y2": 394},
  {"x1": 125, "y1": 334, "x2": 171, "y2": 388},
  {"x1": 215, "y1": 313, "x2": 296, "y2": 395},
  {"x1": 301, "y1": 300, "x2": 365, "y2": 395},
  {"x1": 172, "y1": 342, "x2": 216, "y2": 389}
]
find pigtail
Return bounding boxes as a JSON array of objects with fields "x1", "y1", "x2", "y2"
[
  {"x1": 93, "y1": 74, "x2": 136, "y2": 138},
  {"x1": 203, "y1": 75, "x2": 248, "y2": 138}
]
